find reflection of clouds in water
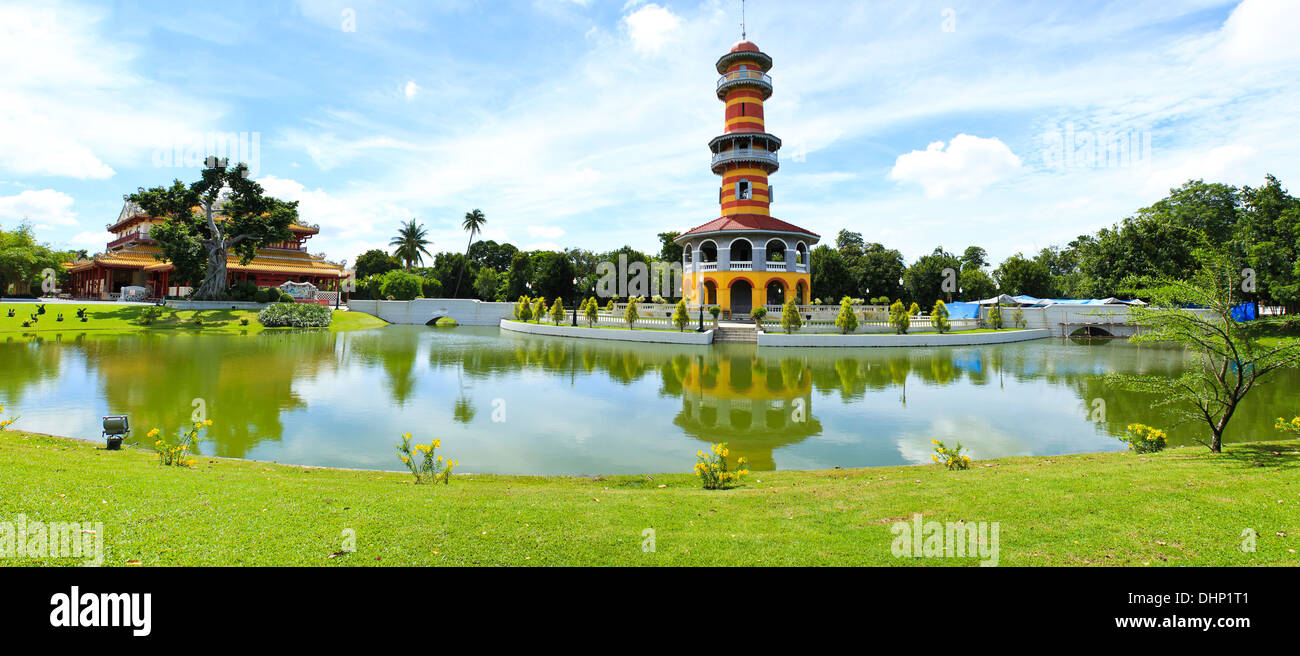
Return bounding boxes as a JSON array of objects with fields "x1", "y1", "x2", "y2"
[{"x1": 896, "y1": 416, "x2": 1036, "y2": 465}]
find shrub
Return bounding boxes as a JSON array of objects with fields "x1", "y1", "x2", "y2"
[
  {"x1": 278, "y1": 290, "x2": 296, "y2": 303},
  {"x1": 672, "y1": 299, "x2": 689, "y2": 331},
  {"x1": 930, "y1": 439, "x2": 971, "y2": 470},
  {"x1": 584, "y1": 297, "x2": 599, "y2": 327},
  {"x1": 750, "y1": 306, "x2": 767, "y2": 329},
  {"x1": 239, "y1": 317, "x2": 250, "y2": 326},
  {"x1": 889, "y1": 300, "x2": 910, "y2": 334},
  {"x1": 694, "y1": 442, "x2": 748, "y2": 490},
  {"x1": 549, "y1": 297, "x2": 565, "y2": 325},
  {"x1": 257, "y1": 303, "x2": 333, "y2": 328},
  {"x1": 781, "y1": 298, "x2": 802, "y2": 333},
  {"x1": 1010, "y1": 308, "x2": 1026, "y2": 328},
  {"x1": 1276, "y1": 416, "x2": 1300, "y2": 435},
  {"x1": 230, "y1": 280, "x2": 258, "y2": 302},
  {"x1": 139, "y1": 306, "x2": 163, "y2": 326},
  {"x1": 395, "y1": 432, "x2": 456, "y2": 484},
  {"x1": 253, "y1": 288, "x2": 271, "y2": 304},
  {"x1": 988, "y1": 304, "x2": 1003, "y2": 329},
  {"x1": 379, "y1": 270, "x2": 423, "y2": 301},
  {"x1": 835, "y1": 296, "x2": 858, "y2": 334},
  {"x1": 0, "y1": 404, "x2": 19, "y2": 431},
  {"x1": 532, "y1": 297, "x2": 547, "y2": 322},
  {"x1": 421, "y1": 276, "x2": 442, "y2": 299},
  {"x1": 932, "y1": 300, "x2": 950, "y2": 333},
  {"x1": 605, "y1": 299, "x2": 616, "y2": 312},
  {"x1": 148, "y1": 420, "x2": 208, "y2": 467},
  {"x1": 709, "y1": 306, "x2": 721, "y2": 319},
  {"x1": 517, "y1": 296, "x2": 533, "y2": 321},
  {"x1": 1119, "y1": 423, "x2": 1168, "y2": 454},
  {"x1": 908, "y1": 301, "x2": 920, "y2": 316},
  {"x1": 624, "y1": 296, "x2": 639, "y2": 329}
]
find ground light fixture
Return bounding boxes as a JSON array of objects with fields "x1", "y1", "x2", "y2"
[{"x1": 102, "y1": 414, "x2": 130, "y2": 450}]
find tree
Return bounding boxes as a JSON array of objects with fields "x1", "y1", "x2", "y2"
[
  {"x1": 584, "y1": 297, "x2": 599, "y2": 327},
  {"x1": 890, "y1": 300, "x2": 911, "y2": 334},
  {"x1": 672, "y1": 298, "x2": 689, "y2": 331},
  {"x1": 904, "y1": 246, "x2": 961, "y2": 308},
  {"x1": 472, "y1": 267, "x2": 500, "y2": 301},
  {"x1": 1238, "y1": 174, "x2": 1300, "y2": 312},
  {"x1": 993, "y1": 253, "x2": 1052, "y2": 298},
  {"x1": 531, "y1": 297, "x2": 546, "y2": 322},
  {"x1": 855, "y1": 243, "x2": 906, "y2": 302},
  {"x1": 624, "y1": 296, "x2": 639, "y2": 329},
  {"x1": 834, "y1": 296, "x2": 858, "y2": 334},
  {"x1": 836, "y1": 229, "x2": 866, "y2": 262},
  {"x1": 781, "y1": 298, "x2": 802, "y2": 334},
  {"x1": 467, "y1": 239, "x2": 518, "y2": 273},
  {"x1": 959, "y1": 268, "x2": 997, "y2": 301},
  {"x1": 549, "y1": 297, "x2": 565, "y2": 325},
  {"x1": 988, "y1": 304, "x2": 1003, "y2": 329},
  {"x1": 532, "y1": 251, "x2": 575, "y2": 303},
  {"x1": 960, "y1": 246, "x2": 988, "y2": 271},
  {"x1": 932, "y1": 299, "x2": 950, "y2": 333},
  {"x1": 354, "y1": 249, "x2": 401, "y2": 279},
  {"x1": 430, "y1": 252, "x2": 476, "y2": 298},
  {"x1": 454, "y1": 209, "x2": 486, "y2": 297},
  {"x1": 1108, "y1": 243, "x2": 1300, "y2": 452},
  {"x1": 658, "y1": 231, "x2": 683, "y2": 264},
  {"x1": 505, "y1": 251, "x2": 533, "y2": 300},
  {"x1": 131, "y1": 162, "x2": 296, "y2": 300},
  {"x1": 750, "y1": 306, "x2": 767, "y2": 329},
  {"x1": 379, "y1": 270, "x2": 423, "y2": 300},
  {"x1": 0, "y1": 222, "x2": 68, "y2": 295},
  {"x1": 390, "y1": 219, "x2": 433, "y2": 270},
  {"x1": 811, "y1": 245, "x2": 856, "y2": 302},
  {"x1": 517, "y1": 296, "x2": 532, "y2": 321}
]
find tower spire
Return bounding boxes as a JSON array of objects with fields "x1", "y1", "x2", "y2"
[{"x1": 740, "y1": 0, "x2": 746, "y2": 39}]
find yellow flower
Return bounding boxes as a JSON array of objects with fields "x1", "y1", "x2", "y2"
[
  {"x1": 400, "y1": 456, "x2": 409, "y2": 463},
  {"x1": 403, "y1": 432, "x2": 412, "y2": 440},
  {"x1": 433, "y1": 439, "x2": 441, "y2": 448},
  {"x1": 147, "y1": 428, "x2": 160, "y2": 438},
  {"x1": 203, "y1": 419, "x2": 212, "y2": 427}
]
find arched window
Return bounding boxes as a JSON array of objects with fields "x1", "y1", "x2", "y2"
[
  {"x1": 683, "y1": 244, "x2": 693, "y2": 264},
  {"x1": 699, "y1": 240, "x2": 718, "y2": 263},
  {"x1": 765, "y1": 239, "x2": 787, "y2": 262},
  {"x1": 730, "y1": 238, "x2": 752, "y2": 264},
  {"x1": 795, "y1": 242, "x2": 808, "y2": 264}
]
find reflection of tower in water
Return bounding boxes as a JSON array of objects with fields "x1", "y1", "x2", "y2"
[{"x1": 673, "y1": 347, "x2": 822, "y2": 470}]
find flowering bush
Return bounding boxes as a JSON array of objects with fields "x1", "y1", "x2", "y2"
[
  {"x1": 396, "y1": 433, "x2": 457, "y2": 484},
  {"x1": 1119, "y1": 423, "x2": 1168, "y2": 454},
  {"x1": 1274, "y1": 416, "x2": 1300, "y2": 435},
  {"x1": 257, "y1": 303, "x2": 332, "y2": 328},
  {"x1": 694, "y1": 442, "x2": 748, "y2": 490},
  {"x1": 149, "y1": 420, "x2": 209, "y2": 467},
  {"x1": 931, "y1": 439, "x2": 971, "y2": 470},
  {"x1": 0, "y1": 404, "x2": 19, "y2": 430}
]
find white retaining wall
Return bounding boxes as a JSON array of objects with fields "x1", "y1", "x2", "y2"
[
  {"x1": 165, "y1": 300, "x2": 267, "y2": 311},
  {"x1": 349, "y1": 299, "x2": 515, "y2": 326},
  {"x1": 758, "y1": 328, "x2": 1053, "y2": 347},
  {"x1": 500, "y1": 319, "x2": 714, "y2": 345}
]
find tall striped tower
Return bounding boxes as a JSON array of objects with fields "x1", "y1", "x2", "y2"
[
  {"x1": 677, "y1": 36, "x2": 819, "y2": 317},
  {"x1": 713, "y1": 40, "x2": 779, "y2": 216}
]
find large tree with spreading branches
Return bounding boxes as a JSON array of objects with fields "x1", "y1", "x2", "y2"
[{"x1": 127, "y1": 161, "x2": 297, "y2": 300}]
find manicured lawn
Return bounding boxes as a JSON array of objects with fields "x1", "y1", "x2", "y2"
[
  {"x1": 3, "y1": 429, "x2": 1297, "y2": 566},
  {"x1": 0, "y1": 303, "x2": 387, "y2": 334}
]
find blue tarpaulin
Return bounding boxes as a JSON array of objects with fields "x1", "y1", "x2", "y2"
[
  {"x1": 945, "y1": 301, "x2": 980, "y2": 319},
  {"x1": 1230, "y1": 303, "x2": 1257, "y2": 322}
]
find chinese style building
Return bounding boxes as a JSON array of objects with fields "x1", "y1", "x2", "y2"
[
  {"x1": 677, "y1": 38, "x2": 819, "y2": 316},
  {"x1": 65, "y1": 200, "x2": 346, "y2": 300}
]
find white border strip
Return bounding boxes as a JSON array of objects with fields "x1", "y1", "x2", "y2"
[
  {"x1": 757, "y1": 328, "x2": 1053, "y2": 347},
  {"x1": 500, "y1": 319, "x2": 714, "y2": 345}
]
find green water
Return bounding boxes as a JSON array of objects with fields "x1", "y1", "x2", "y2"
[{"x1": 2, "y1": 326, "x2": 1295, "y2": 474}]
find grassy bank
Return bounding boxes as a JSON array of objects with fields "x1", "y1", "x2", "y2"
[
  {"x1": 0, "y1": 303, "x2": 387, "y2": 334},
  {"x1": 2, "y1": 430, "x2": 1297, "y2": 566}
]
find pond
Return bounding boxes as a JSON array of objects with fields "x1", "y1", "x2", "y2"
[{"x1": 3, "y1": 326, "x2": 1295, "y2": 474}]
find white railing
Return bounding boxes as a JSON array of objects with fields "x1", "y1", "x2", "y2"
[
  {"x1": 765, "y1": 261, "x2": 787, "y2": 271},
  {"x1": 699, "y1": 262, "x2": 717, "y2": 271},
  {"x1": 716, "y1": 70, "x2": 772, "y2": 94},
  {"x1": 712, "y1": 148, "x2": 778, "y2": 168},
  {"x1": 730, "y1": 261, "x2": 752, "y2": 271}
]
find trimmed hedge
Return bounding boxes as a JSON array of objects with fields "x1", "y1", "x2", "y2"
[{"x1": 257, "y1": 303, "x2": 333, "y2": 328}]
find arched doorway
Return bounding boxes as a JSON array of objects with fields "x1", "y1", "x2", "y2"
[
  {"x1": 766, "y1": 279, "x2": 785, "y2": 306},
  {"x1": 730, "y1": 279, "x2": 753, "y2": 315},
  {"x1": 796, "y1": 280, "x2": 808, "y2": 305},
  {"x1": 704, "y1": 280, "x2": 718, "y2": 305},
  {"x1": 731, "y1": 238, "x2": 753, "y2": 268}
]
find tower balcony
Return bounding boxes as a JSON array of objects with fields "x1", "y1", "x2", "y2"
[
  {"x1": 716, "y1": 70, "x2": 773, "y2": 100},
  {"x1": 711, "y1": 147, "x2": 779, "y2": 173}
]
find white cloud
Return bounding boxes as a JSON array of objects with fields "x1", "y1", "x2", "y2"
[
  {"x1": 1212, "y1": 0, "x2": 1300, "y2": 64},
  {"x1": 888, "y1": 135, "x2": 1023, "y2": 199},
  {"x1": 404, "y1": 80, "x2": 419, "y2": 99},
  {"x1": 0, "y1": 2, "x2": 218, "y2": 180},
  {"x1": 0, "y1": 189, "x2": 79, "y2": 226},
  {"x1": 526, "y1": 225, "x2": 566, "y2": 239},
  {"x1": 623, "y1": 3, "x2": 681, "y2": 54}
]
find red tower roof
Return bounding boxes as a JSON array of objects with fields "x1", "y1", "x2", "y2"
[
  {"x1": 730, "y1": 40, "x2": 760, "y2": 53},
  {"x1": 677, "y1": 213, "x2": 819, "y2": 241}
]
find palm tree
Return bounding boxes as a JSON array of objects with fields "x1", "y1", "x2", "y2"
[
  {"x1": 389, "y1": 219, "x2": 432, "y2": 270},
  {"x1": 454, "y1": 209, "x2": 486, "y2": 298}
]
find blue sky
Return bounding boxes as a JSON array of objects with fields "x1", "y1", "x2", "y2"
[{"x1": 2, "y1": 0, "x2": 1298, "y2": 269}]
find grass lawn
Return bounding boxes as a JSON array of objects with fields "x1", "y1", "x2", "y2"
[
  {"x1": 0, "y1": 303, "x2": 387, "y2": 334},
  {"x1": 3, "y1": 430, "x2": 1297, "y2": 566}
]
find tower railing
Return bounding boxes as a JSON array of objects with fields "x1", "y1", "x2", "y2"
[
  {"x1": 716, "y1": 70, "x2": 772, "y2": 96},
  {"x1": 711, "y1": 147, "x2": 778, "y2": 168}
]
